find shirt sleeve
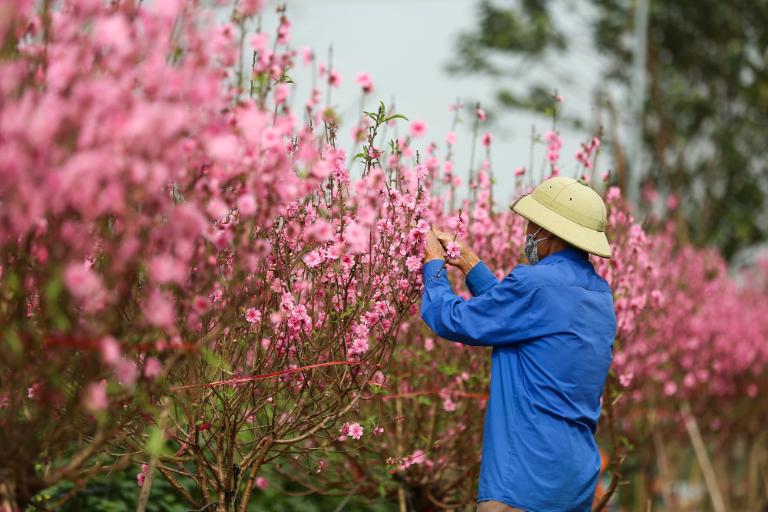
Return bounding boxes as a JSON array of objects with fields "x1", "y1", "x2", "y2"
[
  {"x1": 421, "y1": 259, "x2": 561, "y2": 346},
  {"x1": 464, "y1": 260, "x2": 499, "y2": 296}
]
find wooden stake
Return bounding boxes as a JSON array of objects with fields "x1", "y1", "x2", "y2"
[{"x1": 680, "y1": 401, "x2": 726, "y2": 512}]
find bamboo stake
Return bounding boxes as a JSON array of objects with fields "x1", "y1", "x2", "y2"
[
  {"x1": 680, "y1": 401, "x2": 726, "y2": 512},
  {"x1": 396, "y1": 397, "x2": 407, "y2": 512}
]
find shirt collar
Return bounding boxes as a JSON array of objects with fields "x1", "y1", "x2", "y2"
[{"x1": 539, "y1": 246, "x2": 588, "y2": 265}]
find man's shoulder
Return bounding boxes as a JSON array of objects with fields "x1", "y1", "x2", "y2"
[
  {"x1": 510, "y1": 260, "x2": 612, "y2": 294},
  {"x1": 508, "y1": 262, "x2": 563, "y2": 291}
]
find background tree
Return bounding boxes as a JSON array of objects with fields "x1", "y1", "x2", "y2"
[{"x1": 451, "y1": 0, "x2": 768, "y2": 259}]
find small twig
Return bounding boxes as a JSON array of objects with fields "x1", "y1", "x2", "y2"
[
  {"x1": 137, "y1": 398, "x2": 172, "y2": 512},
  {"x1": 331, "y1": 480, "x2": 364, "y2": 512},
  {"x1": 592, "y1": 377, "x2": 624, "y2": 511},
  {"x1": 184, "y1": 503, "x2": 217, "y2": 512}
]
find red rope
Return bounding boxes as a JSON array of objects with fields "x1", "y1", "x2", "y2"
[{"x1": 169, "y1": 360, "x2": 361, "y2": 391}]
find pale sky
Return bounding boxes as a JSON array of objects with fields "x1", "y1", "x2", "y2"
[{"x1": 258, "y1": 0, "x2": 621, "y2": 204}]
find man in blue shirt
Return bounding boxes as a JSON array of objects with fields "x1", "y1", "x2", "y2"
[{"x1": 421, "y1": 177, "x2": 616, "y2": 511}]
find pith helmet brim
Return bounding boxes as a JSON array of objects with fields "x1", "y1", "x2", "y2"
[{"x1": 511, "y1": 193, "x2": 612, "y2": 258}]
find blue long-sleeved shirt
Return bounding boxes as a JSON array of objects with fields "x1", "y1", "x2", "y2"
[{"x1": 421, "y1": 247, "x2": 616, "y2": 511}]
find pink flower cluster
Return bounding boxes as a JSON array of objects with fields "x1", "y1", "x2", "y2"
[
  {"x1": 355, "y1": 72, "x2": 374, "y2": 94},
  {"x1": 4, "y1": 3, "x2": 766, "y2": 507},
  {"x1": 445, "y1": 241, "x2": 461, "y2": 260},
  {"x1": 594, "y1": 190, "x2": 768, "y2": 440},
  {"x1": 575, "y1": 137, "x2": 600, "y2": 170},
  {"x1": 136, "y1": 464, "x2": 149, "y2": 488},
  {"x1": 0, "y1": 2, "x2": 429, "y2": 496},
  {"x1": 307, "y1": 126, "x2": 768, "y2": 505},
  {"x1": 339, "y1": 421, "x2": 364, "y2": 441},
  {"x1": 544, "y1": 130, "x2": 563, "y2": 176}
]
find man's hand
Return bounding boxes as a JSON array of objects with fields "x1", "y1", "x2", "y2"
[
  {"x1": 423, "y1": 230, "x2": 446, "y2": 263},
  {"x1": 434, "y1": 230, "x2": 480, "y2": 274}
]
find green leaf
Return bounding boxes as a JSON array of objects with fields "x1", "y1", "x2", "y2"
[
  {"x1": 44, "y1": 277, "x2": 63, "y2": 303},
  {"x1": 383, "y1": 113, "x2": 409, "y2": 123},
  {"x1": 201, "y1": 347, "x2": 231, "y2": 373},
  {"x1": 416, "y1": 396, "x2": 432, "y2": 406},
  {"x1": 4, "y1": 330, "x2": 22, "y2": 356},
  {"x1": 52, "y1": 312, "x2": 70, "y2": 331},
  {"x1": 146, "y1": 426, "x2": 165, "y2": 456},
  {"x1": 4, "y1": 271, "x2": 20, "y2": 295},
  {"x1": 437, "y1": 363, "x2": 459, "y2": 377}
]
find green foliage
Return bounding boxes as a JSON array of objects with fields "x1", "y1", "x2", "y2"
[
  {"x1": 447, "y1": 0, "x2": 566, "y2": 75},
  {"x1": 36, "y1": 465, "x2": 396, "y2": 512},
  {"x1": 437, "y1": 362, "x2": 459, "y2": 377},
  {"x1": 32, "y1": 466, "x2": 191, "y2": 512}
]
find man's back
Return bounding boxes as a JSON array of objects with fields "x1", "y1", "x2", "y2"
[
  {"x1": 421, "y1": 246, "x2": 616, "y2": 511},
  {"x1": 477, "y1": 249, "x2": 615, "y2": 511}
]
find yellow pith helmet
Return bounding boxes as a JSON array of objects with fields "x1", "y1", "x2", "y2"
[{"x1": 511, "y1": 177, "x2": 612, "y2": 258}]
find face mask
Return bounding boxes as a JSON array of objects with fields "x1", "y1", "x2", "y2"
[{"x1": 524, "y1": 227, "x2": 551, "y2": 265}]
